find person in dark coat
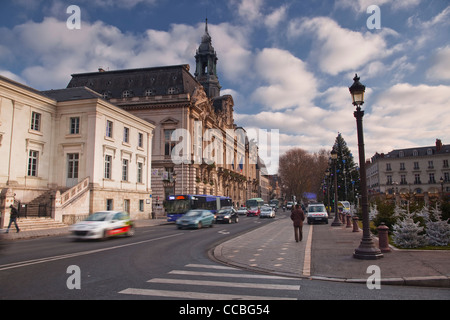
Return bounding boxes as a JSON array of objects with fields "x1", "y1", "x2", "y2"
[
  {"x1": 6, "y1": 205, "x2": 20, "y2": 233},
  {"x1": 290, "y1": 204, "x2": 305, "y2": 242}
]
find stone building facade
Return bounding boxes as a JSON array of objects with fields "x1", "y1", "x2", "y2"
[
  {"x1": 366, "y1": 139, "x2": 450, "y2": 204},
  {"x1": 66, "y1": 22, "x2": 260, "y2": 211},
  {"x1": 0, "y1": 76, "x2": 155, "y2": 227}
]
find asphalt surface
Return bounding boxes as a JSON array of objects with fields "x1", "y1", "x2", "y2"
[{"x1": 1, "y1": 212, "x2": 449, "y2": 301}]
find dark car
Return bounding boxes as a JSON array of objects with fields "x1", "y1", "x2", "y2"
[{"x1": 215, "y1": 208, "x2": 239, "y2": 224}]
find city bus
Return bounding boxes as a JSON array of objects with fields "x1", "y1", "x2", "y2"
[
  {"x1": 246, "y1": 198, "x2": 264, "y2": 209},
  {"x1": 269, "y1": 199, "x2": 279, "y2": 209},
  {"x1": 164, "y1": 195, "x2": 232, "y2": 222}
]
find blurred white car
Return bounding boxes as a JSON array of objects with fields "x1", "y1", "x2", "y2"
[
  {"x1": 69, "y1": 211, "x2": 135, "y2": 240},
  {"x1": 237, "y1": 207, "x2": 248, "y2": 215},
  {"x1": 259, "y1": 206, "x2": 275, "y2": 218}
]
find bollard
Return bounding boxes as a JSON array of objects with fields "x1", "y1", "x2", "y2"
[
  {"x1": 352, "y1": 216, "x2": 360, "y2": 232},
  {"x1": 346, "y1": 214, "x2": 352, "y2": 228},
  {"x1": 377, "y1": 222, "x2": 391, "y2": 253}
]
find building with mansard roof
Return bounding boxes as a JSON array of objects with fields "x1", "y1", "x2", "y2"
[
  {"x1": 366, "y1": 139, "x2": 450, "y2": 204},
  {"x1": 0, "y1": 75, "x2": 155, "y2": 228},
  {"x1": 67, "y1": 21, "x2": 260, "y2": 212}
]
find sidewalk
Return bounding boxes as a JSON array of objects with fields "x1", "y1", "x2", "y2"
[
  {"x1": 214, "y1": 213, "x2": 450, "y2": 288},
  {"x1": 0, "y1": 218, "x2": 169, "y2": 240}
]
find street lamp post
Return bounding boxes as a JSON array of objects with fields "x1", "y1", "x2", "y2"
[
  {"x1": 331, "y1": 150, "x2": 342, "y2": 226},
  {"x1": 349, "y1": 74, "x2": 383, "y2": 260}
]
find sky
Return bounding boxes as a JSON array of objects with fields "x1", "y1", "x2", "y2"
[{"x1": 1, "y1": 0, "x2": 449, "y2": 169}]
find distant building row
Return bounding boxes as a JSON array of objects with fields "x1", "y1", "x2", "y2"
[{"x1": 366, "y1": 139, "x2": 450, "y2": 203}]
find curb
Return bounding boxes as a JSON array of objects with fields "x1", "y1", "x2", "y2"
[{"x1": 309, "y1": 275, "x2": 450, "y2": 288}]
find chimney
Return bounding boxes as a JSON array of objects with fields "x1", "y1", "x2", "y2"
[
  {"x1": 98, "y1": 67, "x2": 105, "y2": 73},
  {"x1": 436, "y1": 139, "x2": 443, "y2": 152}
]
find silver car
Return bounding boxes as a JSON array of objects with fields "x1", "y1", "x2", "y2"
[{"x1": 259, "y1": 206, "x2": 275, "y2": 218}]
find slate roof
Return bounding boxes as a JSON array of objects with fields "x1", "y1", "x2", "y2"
[
  {"x1": 41, "y1": 87, "x2": 103, "y2": 102},
  {"x1": 384, "y1": 144, "x2": 450, "y2": 158},
  {"x1": 66, "y1": 64, "x2": 199, "y2": 99}
]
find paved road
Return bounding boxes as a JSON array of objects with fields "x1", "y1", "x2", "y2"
[
  {"x1": 0, "y1": 215, "x2": 286, "y2": 300},
  {"x1": 1, "y1": 213, "x2": 448, "y2": 303}
]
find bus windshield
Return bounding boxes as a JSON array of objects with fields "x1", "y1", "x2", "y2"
[
  {"x1": 165, "y1": 195, "x2": 231, "y2": 222},
  {"x1": 165, "y1": 199, "x2": 190, "y2": 215},
  {"x1": 246, "y1": 198, "x2": 264, "y2": 208}
]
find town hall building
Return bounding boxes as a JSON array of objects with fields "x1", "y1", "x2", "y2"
[{"x1": 66, "y1": 20, "x2": 261, "y2": 212}]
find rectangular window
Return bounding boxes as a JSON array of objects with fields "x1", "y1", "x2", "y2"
[
  {"x1": 138, "y1": 133, "x2": 144, "y2": 148},
  {"x1": 400, "y1": 175, "x2": 407, "y2": 184},
  {"x1": 386, "y1": 163, "x2": 391, "y2": 171},
  {"x1": 429, "y1": 173, "x2": 436, "y2": 184},
  {"x1": 139, "y1": 200, "x2": 144, "y2": 212},
  {"x1": 123, "y1": 127, "x2": 129, "y2": 143},
  {"x1": 137, "y1": 162, "x2": 143, "y2": 183},
  {"x1": 386, "y1": 175, "x2": 392, "y2": 185},
  {"x1": 104, "y1": 155, "x2": 112, "y2": 179},
  {"x1": 414, "y1": 162, "x2": 420, "y2": 170},
  {"x1": 164, "y1": 129, "x2": 175, "y2": 156},
  {"x1": 27, "y1": 150, "x2": 39, "y2": 177},
  {"x1": 122, "y1": 159, "x2": 129, "y2": 181},
  {"x1": 106, "y1": 120, "x2": 113, "y2": 138},
  {"x1": 67, "y1": 153, "x2": 79, "y2": 179},
  {"x1": 30, "y1": 112, "x2": 41, "y2": 131},
  {"x1": 414, "y1": 174, "x2": 421, "y2": 184},
  {"x1": 70, "y1": 117, "x2": 80, "y2": 134},
  {"x1": 106, "y1": 199, "x2": 113, "y2": 211},
  {"x1": 124, "y1": 199, "x2": 130, "y2": 213}
]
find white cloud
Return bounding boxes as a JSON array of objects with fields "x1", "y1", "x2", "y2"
[
  {"x1": 335, "y1": 0, "x2": 421, "y2": 12},
  {"x1": 251, "y1": 48, "x2": 317, "y2": 110},
  {"x1": 0, "y1": 16, "x2": 252, "y2": 90},
  {"x1": 232, "y1": 0, "x2": 264, "y2": 23},
  {"x1": 367, "y1": 83, "x2": 450, "y2": 152},
  {"x1": 427, "y1": 46, "x2": 450, "y2": 81},
  {"x1": 264, "y1": 5, "x2": 288, "y2": 29},
  {"x1": 289, "y1": 17, "x2": 391, "y2": 76}
]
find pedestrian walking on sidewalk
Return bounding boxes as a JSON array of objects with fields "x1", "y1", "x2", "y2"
[
  {"x1": 6, "y1": 205, "x2": 20, "y2": 233},
  {"x1": 290, "y1": 204, "x2": 305, "y2": 242}
]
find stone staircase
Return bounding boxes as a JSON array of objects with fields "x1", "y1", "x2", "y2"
[{"x1": 17, "y1": 217, "x2": 68, "y2": 231}]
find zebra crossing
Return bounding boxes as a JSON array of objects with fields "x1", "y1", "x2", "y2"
[{"x1": 119, "y1": 263, "x2": 300, "y2": 300}]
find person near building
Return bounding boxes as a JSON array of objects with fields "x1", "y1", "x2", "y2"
[
  {"x1": 6, "y1": 205, "x2": 20, "y2": 233},
  {"x1": 290, "y1": 204, "x2": 305, "y2": 242}
]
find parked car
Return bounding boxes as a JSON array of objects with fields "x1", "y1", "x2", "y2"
[
  {"x1": 69, "y1": 211, "x2": 135, "y2": 240},
  {"x1": 215, "y1": 208, "x2": 239, "y2": 224},
  {"x1": 260, "y1": 206, "x2": 275, "y2": 219},
  {"x1": 236, "y1": 206, "x2": 248, "y2": 215},
  {"x1": 306, "y1": 203, "x2": 328, "y2": 224},
  {"x1": 176, "y1": 210, "x2": 214, "y2": 229},
  {"x1": 247, "y1": 206, "x2": 260, "y2": 217}
]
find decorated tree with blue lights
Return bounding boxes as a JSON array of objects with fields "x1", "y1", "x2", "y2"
[{"x1": 330, "y1": 133, "x2": 360, "y2": 204}]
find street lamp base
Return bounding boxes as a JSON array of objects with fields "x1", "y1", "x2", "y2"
[
  {"x1": 353, "y1": 238, "x2": 383, "y2": 260},
  {"x1": 331, "y1": 214, "x2": 342, "y2": 226},
  {"x1": 331, "y1": 220, "x2": 342, "y2": 227}
]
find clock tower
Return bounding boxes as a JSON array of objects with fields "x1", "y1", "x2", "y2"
[{"x1": 194, "y1": 19, "x2": 221, "y2": 99}]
